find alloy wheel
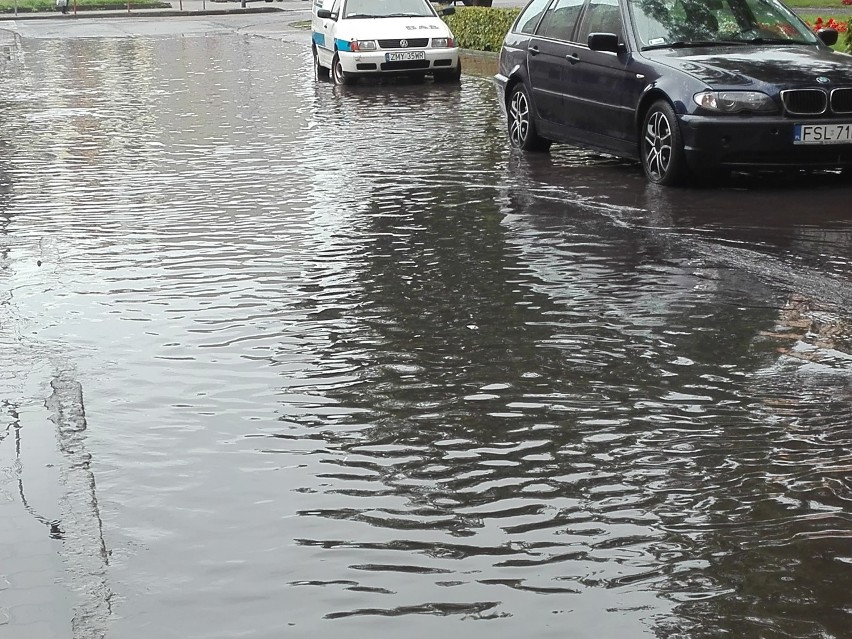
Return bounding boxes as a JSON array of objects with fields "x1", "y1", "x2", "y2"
[
  {"x1": 644, "y1": 111, "x2": 673, "y2": 181},
  {"x1": 509, "y1": 88, "x2": 530, "y2": 147}
]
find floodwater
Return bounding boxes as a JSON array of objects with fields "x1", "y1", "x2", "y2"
[{"x1": 1, "y1": 19, "x2": 852, "y2": 639}]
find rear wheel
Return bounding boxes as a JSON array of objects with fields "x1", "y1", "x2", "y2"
[
  {"x1": 314, "y1": 46, "x2": 329, "y2": 80},
  {"x1": 641, "y1": 100, "x2": 688, "y2": 186},
  {"x1": 507, "y1": 83, "x2": 551, "y2": 152},
  {"x1": 332, "y1": 53, "x2": 354, "y2": 85}
]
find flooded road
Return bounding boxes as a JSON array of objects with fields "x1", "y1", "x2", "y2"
[{"x1": 1, "y1": 16, "x2": 852, "y2": 639}]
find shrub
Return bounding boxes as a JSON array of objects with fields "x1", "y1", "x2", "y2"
[{"x1": 443, "y1": 6, "x2": 521, "y2": 52}]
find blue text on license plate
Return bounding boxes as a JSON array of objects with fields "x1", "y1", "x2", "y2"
[
  {"x1": 386, "y1": 51, "x2": 425, "y2": 62},
  {"x1": 793, "y1": 123, "x2": 852, "y2": 145}
]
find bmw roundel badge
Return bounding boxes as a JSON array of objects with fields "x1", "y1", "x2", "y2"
[{"x1": 816, "y1": 76, "x2": 830, "y2": 84}]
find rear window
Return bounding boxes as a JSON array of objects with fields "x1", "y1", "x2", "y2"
[{"x1": 514, "y1": 0, "x2": 553, "y2": 34}]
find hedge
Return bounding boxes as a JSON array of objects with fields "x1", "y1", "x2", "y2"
[{"x1": 443, "y1": 6, "x2": 521, "y2": 52}]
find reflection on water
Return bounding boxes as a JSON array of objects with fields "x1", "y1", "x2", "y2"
[{"x1": 0, "y1": 30, "x2": 851, "y2": 639}]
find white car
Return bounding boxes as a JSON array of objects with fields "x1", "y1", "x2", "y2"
[{"x1": 311, "y1": 0, "x2": 461, "y2": 85}]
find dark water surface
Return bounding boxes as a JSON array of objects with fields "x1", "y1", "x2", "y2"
[{"x1": 1, "y1": 26, "x2": 852, "y2": 639}]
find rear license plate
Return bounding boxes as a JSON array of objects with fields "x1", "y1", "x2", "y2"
[
  {"x1": 385, "y1": 51, "x2": 425, "y2": 62},
  {"x1": 793, "y1": 123, "x2": 852, "y2": 145}
]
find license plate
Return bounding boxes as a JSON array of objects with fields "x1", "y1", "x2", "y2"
[
  {"x1": 385, "y1": 51, "x2": 425, "y2": 62},
  {"x1": 793, "y1": 123, "x2": 852, "y2": 145}
]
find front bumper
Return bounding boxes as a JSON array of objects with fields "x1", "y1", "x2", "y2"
[
  {"x1": 338, "y1": 48, "x2": 460, "y2": 76},
  {"x1": 679, "y1": 114, "x2": 852, "y2": 172}
]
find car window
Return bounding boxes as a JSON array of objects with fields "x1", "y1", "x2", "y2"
[
  {"x1": 576, "y1": 0, "x2": 624, "y2": 43},
  {"x1": 628, "y1": 0, "x2": 817, "y2": 47},
  {"x1": 342, "y1": 0, "x2": 433, "y2": 18},
  {"x1": 515, "y1": 0, "x2": 553, "y2": 34},
  {"x1": 331, "y1": 0, "x2": 341, "y2": 15},
  {"x1": 537, "y1": 0, "x2": 585, "y2": 41}
]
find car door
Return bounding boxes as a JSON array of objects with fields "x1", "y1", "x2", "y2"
[
  {"x1": 561, "y1": 0, "x2": 643, "y2": 151},
  {"x1": 526, "y1": 0, "x2": 586, "y2": 127},
  {"x1": 317, "y1": 0, "x2": 342, "y2": 67}
]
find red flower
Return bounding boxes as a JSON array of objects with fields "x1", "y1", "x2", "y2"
[{"x1": 808, "y1": 16, "x2": 848, "y2": 33}]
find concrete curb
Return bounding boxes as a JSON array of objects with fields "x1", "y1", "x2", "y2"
[{"x1": 0, "y1": 5, "x2": 284, "y2": 20}]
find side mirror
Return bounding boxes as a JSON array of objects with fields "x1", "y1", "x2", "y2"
[
  {"x1": 588, "y1": 32, "x2": 621, "y2": 53},
  {"x1": 818, "y1": 28, "x2": 838, "y2": 47},
  {"x1": 317, "y1": 8, "x2": 334, "y2": 19},
  {"x1": 440, "y1": 5, "x2": 455, "y2": 15}
]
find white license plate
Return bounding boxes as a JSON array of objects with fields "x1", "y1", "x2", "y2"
[
  {"x1": 385, "y1": 51, "x2": 425, "y2": 62},
  {"x1": 793, "y1": 123, "x2": 852, "y2": 145}
]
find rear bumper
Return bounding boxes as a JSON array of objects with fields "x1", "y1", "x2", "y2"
[
  {"x1": 679, "y1": 114, "x2": 852, "y2": 172},
  {"x1": 494, "y1": 73, "x2": 508, "y2": 116}
]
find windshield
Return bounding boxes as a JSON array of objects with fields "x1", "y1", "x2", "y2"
[
  {"x1": 628, "y1": 0, "x2": 819, "y2": 49},
  {"x1": 343, "y1": 0, "x2": 435, "y2": 18}
]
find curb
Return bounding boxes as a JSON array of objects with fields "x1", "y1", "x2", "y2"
[{"x1": 0, "y1": 4, "x2": 286, "y2": 20}]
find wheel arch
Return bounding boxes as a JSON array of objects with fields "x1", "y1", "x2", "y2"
[
  {"x1": 635, "y1": 89, "x2": 675, "y2": 132},
  {"x1": 504, "y1": 65, "x2": 528, "y2": 111}
]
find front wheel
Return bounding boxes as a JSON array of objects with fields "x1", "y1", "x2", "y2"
[
  {"x1": 434, "y1": 61, "x2": 461, "y2": 84},
  {"x1": 507, "y1": 83, "x2": 551, "y2": 153},
  {"x1": 332, "y1": 54, "x2": 354, "y2": 86},
  {"x1": 641, "y1": 101, "x2": 688, "y2": 186}
]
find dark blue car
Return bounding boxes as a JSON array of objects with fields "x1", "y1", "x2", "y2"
[{"x1": 495, "y1": 0, "x2": 852, "y2": 185}]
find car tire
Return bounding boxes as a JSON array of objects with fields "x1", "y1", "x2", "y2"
[
  {"x1": 434, "y1": 61, "x2": 461, "y2": 84},
  {"x1": 332, "y1": 53, "x2": 353, "y2": 86},
  {"x1": 508, "y1": 83, "x2": 551, "y2": 153},
  {"x1": 641, "y1": 101, "x2": 688, "y2": 186},
  {"x1": 314, "y1": 46, "x2": 329, "y2": 80}
]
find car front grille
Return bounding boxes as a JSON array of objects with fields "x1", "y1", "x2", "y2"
[
  {"x1": 831, "y1": 88, "x2": 852, "y2": 114},
  {"x1": 781, "y1": 89, "x2": 828, "y2": 115},
  {"x1": 378, "y1": 38, "x2": 429, "y2": 49}
]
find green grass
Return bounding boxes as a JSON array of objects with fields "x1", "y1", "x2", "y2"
[
  {"x1": 0, "y1": 0, "x2": 168, "y2": 10},
  {"x1": 784, "y1": 0, "x2": 852, "y2": 8}
]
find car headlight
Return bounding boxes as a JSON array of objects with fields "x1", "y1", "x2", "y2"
[
  {"x1": 351, "y1": 40, "x2": 377, "y2": 52},
  {"x1": 694, "y1": 91, "x2": 777, "y2": 113},
  {"x1": 431, "y1": 37, "x2": 454, "y2": 48}
]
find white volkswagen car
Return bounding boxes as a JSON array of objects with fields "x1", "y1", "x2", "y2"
[{"x1": 311, "y1": 0, "x2": 461, "y2": 84}]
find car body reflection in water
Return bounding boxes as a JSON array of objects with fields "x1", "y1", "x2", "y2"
[{"x1": 0, "y1": 27, "x2": 851, "y2": 639}]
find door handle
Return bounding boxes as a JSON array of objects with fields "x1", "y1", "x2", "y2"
[
  {"x1": 566, "y1": 53, "x2": 580, "y2": 64},
  {"x1": 529, "y1": 46, "x2": 540, "y2": 56}
]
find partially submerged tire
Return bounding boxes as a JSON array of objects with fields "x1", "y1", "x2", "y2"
[
  {"x1": 508, "y1": 83, "x2": 551, "y2": 153},
  {"x1": 332, "y1": 53, "x2": 353, "y2": 86},
  {"x1": 434, "y1": 60, "x2": 461, "y2": 84},
  {"x1": 641, "y1": 100, "x2": 688, "y2": 186}
]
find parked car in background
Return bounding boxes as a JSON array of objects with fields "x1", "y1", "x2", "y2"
[
  {"x1": 495, "y1": 0, "x2": 852, "y2": 185},
  {"x1": 312, "y1": 0, "x2": 461, "y2": 85}
]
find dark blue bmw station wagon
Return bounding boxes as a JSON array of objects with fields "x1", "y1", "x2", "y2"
[{"x1": 495, "y1": 0, "x2": 852, "y2": 185}]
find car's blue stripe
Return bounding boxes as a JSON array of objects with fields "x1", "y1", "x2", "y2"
[
  {"x1": 335, "y1": 38, "x2": 353, "y2": 52},
  {"x1": 312, "y1": 31, "x2": 325, "y2": 47}
]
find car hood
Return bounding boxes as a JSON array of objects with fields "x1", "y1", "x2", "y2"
[
  {"x1": 336, "y1": 17, "x2": 452, "y2": 41},
  {"x1": 643, "y1": 46, "x2": 852, "y2": 89}
]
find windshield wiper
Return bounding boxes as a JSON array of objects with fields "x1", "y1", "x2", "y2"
[
  {"x1": 642, "y1": 40, "x2": 750, "y2": 51},
  {"x1": 745, "y1": 37, "x2": 810, "y2": 45},
  {"x1": 382, "y1": 12, "x2": 423, "y2": 17}
]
